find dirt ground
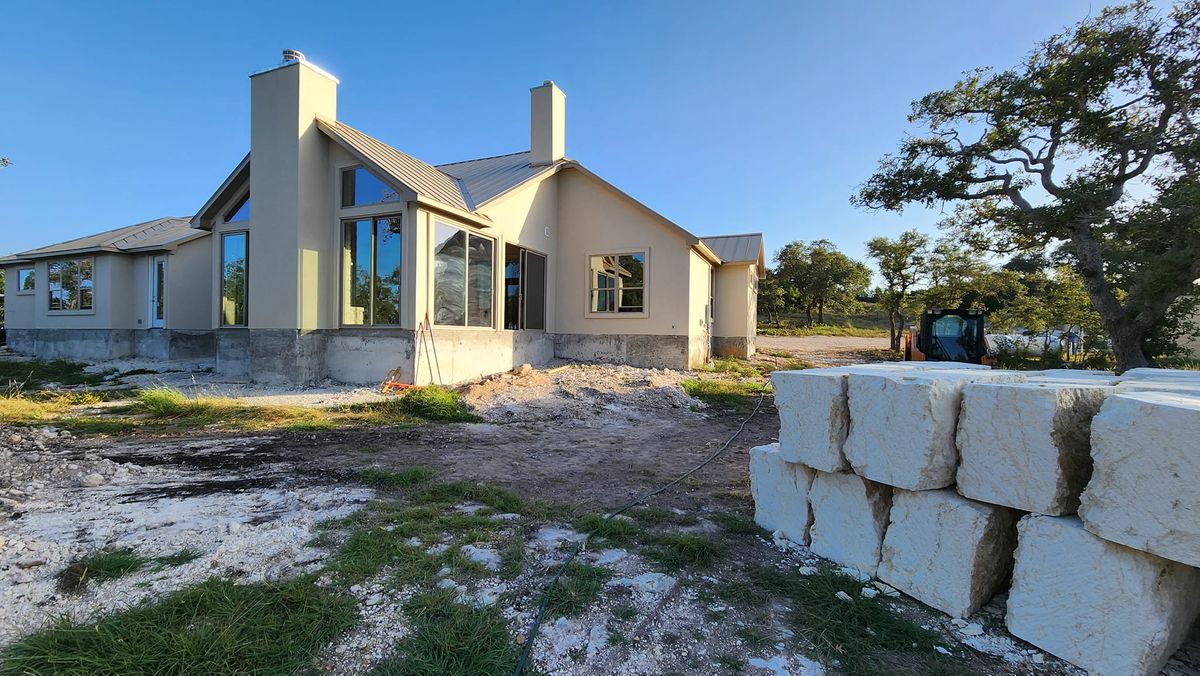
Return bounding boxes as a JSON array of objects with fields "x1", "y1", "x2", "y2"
[
  {"x1": 3, "y1": 359, "x2": 1195, "y2": 674},
  {"x1": 757, "y1": 335, "x2": 892, "y2": 366}
]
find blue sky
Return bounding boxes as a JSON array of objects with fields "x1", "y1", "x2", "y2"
[{"x1": 0, "y1": 0, "x2": 1104, "y2": 263}]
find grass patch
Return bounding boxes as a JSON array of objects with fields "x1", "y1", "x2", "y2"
[
  {"x1": 573, "y1": 514, "x2": 640, "y2": 545},
  {"x1": 717, "y1": 653, "x2": 745, "y2": 672},
  {"x1": 708, "y1": 511, "x2": 765, "y2": 536},
  {"x1": 152, "y1": 549, "x2": 202, "y2": 569},
  {"x1": 682, "y1": 378, "x2": 768, "y2": 409},
  {"x1": 758, "y1": 323, "x2": 889, "y2": 338},
  {"x1": 545, "y1": 561, "x2": 612, "y2": 617},
  {"x1": 391, "y1": 386, "x2": 479, "y2": 423},
  {"x1": 626, "y1": 506, "x2": 699, "y2": 527},
  {"x1": 744, "y1": 565, "x2": 955, "y2": 674},
  {"x1": 644, "y1": 534, "x2": 727, "y2": 571},
  {"x1": 0, "y1": 359, "x2": 109, "y2": 389},
  {"x1": 57, "y1": 549, "x2": 148, "y2": 593},
  {"x1": 698, "y1": 358, "x2": 764, "y2": 378},
  {"x1": 1, "y1": 577, "x2": 355, "y2": 675},
  {"x1": 359, "y1": 466, "x2": 437, "y2": 489},
  {"x1": 410, "y1": 480, "x2": 524, "y2": 513},
  {"x1": 374, "y1": 589, "x2": 519, "y2": 675}
]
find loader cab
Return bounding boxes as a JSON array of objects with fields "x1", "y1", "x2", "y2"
[{"x1": 904, "y1": 308, "x2": 991, "y2": 365}]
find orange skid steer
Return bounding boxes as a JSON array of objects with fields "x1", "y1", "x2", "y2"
[{"x1": 903, "y1": 308, "x2": 993, "y2": 366}]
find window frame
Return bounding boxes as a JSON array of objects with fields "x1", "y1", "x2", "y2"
[
  {"x1": 585, "y1": 249, "x2": 649, "y2": 318},
  {"x1": 340, "y1": 165, "x2": 404, "y2": 209},
  {"x1": 224, "y1": 190, "x2": 250, "y2": 223},
  {"x1": 15, "y1": 267, "x2": 34, "y2": 295},
  {"x1": 219, "y1": 230, "x2": 249, "y2": 328},
  {"x1": 340, "y1": 214, "x2": 404, "y2": 327},
  {"x1": 432, "y1": 220, "x2": 496, "y2": 329},
  {"x1": 46, "y1": 257, "x2": 95, "y2": 314}
]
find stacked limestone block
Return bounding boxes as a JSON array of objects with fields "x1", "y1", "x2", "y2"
[
  {"x1": 842, "y1": 369, "x2": 1024, "y2": 490},
  {"x1": 877, "y1": 489, "x2": 1018, "y2": 618},
  {"x1": 749, "y1": 443, "x2": 814, "y2": 545},
  {"x1": 1079, "y1": 392, "x2": 1200, "y2": 567},
  {"x1": 957, "y1": 381, "x2": 1111, "y2": 514},
  {"x1": 1007, "y1": 515, "x2": 1200, "y2": 675},
  {"x1": 808, "y1": 471, "x2": 891, "y2": 577}
]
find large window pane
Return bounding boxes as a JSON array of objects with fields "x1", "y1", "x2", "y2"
[
  {"x1": 433, "y1": 223, "x2": 466, "y2": 326},
  {"x1": 221, "y1": 232, "x2": 248, "y2": 326},
  {"x1": 48, "y1": 263, "x2": 61, "y2": 310},
  {"x1": 467, "y1": 235, "x2": 493, "y2": 327},
  {"x1": 18, "y1": 268, "x2": 34, "y2": 291},
  {"x1": 342, "y1": 220, "x2": 372, "y2": 325},
  {"x1": 78, "y1": 259, "x2": 93, "y2": 311},
  {"x1": 373, "y1": 218, "x2": 402, "y2": 325},
  {"x1": 46, "y1": 258, "x2": 93, "y2": 311},
  {"x1": 341, "y1": 167, "x2": 403, "y2": 208}
]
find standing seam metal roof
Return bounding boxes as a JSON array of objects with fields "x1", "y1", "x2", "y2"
[
  {"x1": 436, "y1": 151, "x2": 558, "y2": 206},
  {"x1": 700, "y1": 234, "x2": 764, "y2": 264},
  {"x1": 12, "y1": 217, "x2": 199, "y2": 258}
]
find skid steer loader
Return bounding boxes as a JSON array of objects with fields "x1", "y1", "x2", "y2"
[{"x1": 903, "y1": 308, "x2": 992, "y2": 366}]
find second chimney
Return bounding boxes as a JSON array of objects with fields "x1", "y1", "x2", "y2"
[{"x1": 530, "y1": 81, "x2": 565, "y2": 166}]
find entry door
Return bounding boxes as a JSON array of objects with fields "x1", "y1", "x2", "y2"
[
  {"x1": 520, "y1": 250, "x2": 547, "y2": 330},
  {"x1": 149, "y1": 255, "x2": 166, "y2": 328}
]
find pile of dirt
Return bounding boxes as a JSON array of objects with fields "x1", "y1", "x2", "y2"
[{"x1": 461, "y1": 363, "x2": 705, "y2": 424}]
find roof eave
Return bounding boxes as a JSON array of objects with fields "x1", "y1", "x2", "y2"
[{"x1": 192, "y1": 155, "x2": 251, "y2": 230}]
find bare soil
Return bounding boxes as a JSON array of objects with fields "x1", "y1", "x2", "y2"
[{"x1": 758, "y1": 335, "x2": 892, "y2": 366}]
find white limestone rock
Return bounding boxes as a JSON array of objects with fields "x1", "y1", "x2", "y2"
[
  {"x1": 750, "y1": 443, "x2": 815, "y2": 545},
  {"x1": 1121, "y1": 367, "x2": 1200, "y2": 381},
  {"x1": 843, "y1": 369, "x2": 1024, "y2": 490},
  {"x1": 808, "y1": 471, "x2": 892, "y2": 577},
  {"x1": 1079, "y1": 392, "x2": 1200, "y2": 567},
  {"x1": 771, "y1": 369, "x2": 852, "y2": 471},
  {"x1": 956, "y1": 382, "x2": 1110, "y2": 514},
  {"x1": 877, "y1": 489, "x2": 1018, "y2": 618},
  {"x1": 1007, "y1": 514, "x2": 1200, "y2": 676}
]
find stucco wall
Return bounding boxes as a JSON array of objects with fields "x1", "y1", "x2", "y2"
[
  {"x1": 687, "y1": 249, "x2": 713, "y2": 367},
  {"x1": 167, "y1": 236, "x2": 214, "y2": 330},
  {"x1": 714, "y1": 263, "x2": 757, "y2": 339},
  {"x1": 554, "y1": 169, "x2": 693, "y2": 337},
  {"x1": 2, "y1": 264, "x2": 36, "y2": 330}
]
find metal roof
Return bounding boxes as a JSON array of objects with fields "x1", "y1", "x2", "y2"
[
  {"x1": 11, "y1": 217, "x2": 201, "y2": 260},
  {"x1": 437, "y1": 151, "x2": 560, "y2": 206},
  {"x1": 317, "y1": 119, "x2": 471, "y2": 211},
  {"x1": 701, "y1": 233, "x2": 764, "y2": 265}
]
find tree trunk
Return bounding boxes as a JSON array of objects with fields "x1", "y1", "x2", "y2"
[
  {"x1": 888, "y1": 310, "x2": 902, "y2": 351},
  {"x1": 1068, "y1": 224, "x2": 1152, "y2": 372},
  {"x1": 805, "y1": 305, "x2": 813, "y2": 326},
  {"x1": 817, "y1": 301, "x2": 825, "y2": 324}
]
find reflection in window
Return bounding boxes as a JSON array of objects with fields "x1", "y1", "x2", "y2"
[
  {"x1": 17, "y1": 268, "x2": 34, "y2": 291},
  {"x1": 589, "y1": 253, "x2": 645, "y2": 313},
  {"x1": 48, "y1": 258, "x2": 93, "y2": 311},
  {"x1": 341, "y1": 167, "x2": 402, "y2": 208},
  {"x1": 225, "y1": 192, "x2": 250, "y2": 223},
  {"x1": 221, "y1": 232, "x2": 248, "y2": 326},
  {"x1": 342, "y1": 216, "x2": 402, "y2": 325},
  {"x1": 433, "y1": 222, "x2": 493, "y2": 327}
]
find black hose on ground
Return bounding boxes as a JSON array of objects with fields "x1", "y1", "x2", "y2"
[{"x1": 511, "y1": 387, "x2": 770, "y2": 675}]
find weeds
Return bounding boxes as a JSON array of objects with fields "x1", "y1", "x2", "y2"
[
  {"x1": 708, "y1": 511, "x2": 765, "y2": 536},
  {"x1": 57, "y1": 549, "x2": 148, "y2": 593},
  {"x1": 0, "y1": 359, "x2": 109, "y2": 389},
  {"x1": 0, "y1": 577, "x2": 356, "y2": 675},
  {"x1": 573, "y1": 514, "x2": 640, "y2": 545},
  {"x1": 545, "y1": 562, "x2": 612, "y2": 617},
  {"x1": 374, "y1": 589, "x2": 519, "y2": 675},
  {"x1": 359, "y1": 466, "x2": 436, "y2": 489},
  {"x1": 391, "y1": 386, "x2": 479, "y2": 422},
  {"x1": 644, "y1": 534, "x2": 727, "y2": 571},
  {"x1": 681, "y1": 379, "x2": 769, "y2": 409}
]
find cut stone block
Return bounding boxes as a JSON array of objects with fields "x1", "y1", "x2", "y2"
[
  {"x1": 843, "y1": 370, "x2": 1024, "y2": 490},
  {"x1": 749, "y1": 443, "x2": 815, "y2": 545},
  {"x1": 1007, "y1": 515, "x2": 1200, "y2": 676},
  {"x1": 956, "y1": 382, "x2": 1110, "y2": 514},
  {"x1": 808, "y1": 471, "x2": 892, "y2": 577},
  {"x1": 771, "y1": 369, "x2": 851, "y2": 471},
  {"x1": 877, "y1": 489, "x2": 1018, "y2": 618},
  {"x1": 1121, "y1": 367, "x2": 1200, "y2": 381},
  {"x1": 1079, "y1": 392, "x2": 1200, "y2": 567}
]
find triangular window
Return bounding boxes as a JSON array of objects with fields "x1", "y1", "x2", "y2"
[{"x1": 224, "y1": 192, "x2": 250, "y2": 223}]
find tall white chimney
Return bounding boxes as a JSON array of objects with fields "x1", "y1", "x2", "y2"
[{"x1": 530, "y1": 81, "x2": 565, "y2": 166}]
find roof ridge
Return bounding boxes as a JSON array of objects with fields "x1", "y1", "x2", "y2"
[
  {"x1": 436, "y1": 149, "x2": 530, "y2": 168},
  {"x1": 702, "y1": 232, "x2": 764, "y2": 239}
]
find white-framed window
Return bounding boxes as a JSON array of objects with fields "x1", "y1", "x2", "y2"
[
  {"x1": 48, "y1": 258, "x2": 94, "y2": 312},
  {"x1": 588, "y1": 252, "x2": 645, "y2": 314},
  {"x1": 16, "y1": 267, "x2": 34, "y2": 295},
  {"x1": 433, "y1": 221, "x2": 494, "y2": 327}
]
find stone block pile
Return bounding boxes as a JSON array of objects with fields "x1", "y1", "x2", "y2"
[{"x1": 752, "y1": 363, "x2": 1200, "y2": 675}]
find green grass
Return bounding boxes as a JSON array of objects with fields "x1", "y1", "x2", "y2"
[
  {"x1": 758, "y1": 323, "x2": 889, "y2": 338},
  {"x1": 359, "y1": 466, "x2": 437, "y2": 489},
  {"x1": 151, "y1": 549, "x2": 202, "y2": 569},
  {"x1": 625, "y1": 506, "x2": 699, "y2": 527},
  {"x1": 708, "y1": 511, "x2": 765, "y2": 536},
  {"x1": 410, "y1": 480, "x2": 524, "y2": 513},
  {"x1": 738, "y1": 565, "x2": 957, "y2": 675},
  {"x1": 682, "y1": 378, "x2": 769, "y2": 409},
  {"x1": 0, "y1": 358, "x2": 110, "y2": 390},
  {"x1": 373, "y1": 589, "x2": 520, "y2": 675},
  {"x1": 545, "y1": 561, "x2": 612, "y2": 617},
  {"x1": 572, "y1": 514, "x2": 640, "y2": 545},
  {"x1": 57, "y1": 549, "x2": 148, "y2": 593},
  {"x1": 391, "y1": 386, "x2": 479, "y2": 422},
  {"x1": 0, "y1": 577, "x2": 356, "y2": 676},
  {"x1": 717, "y1": 653, "x2": 745, "y2": 672},
  {"x1": 644, "y1": 534, "x2": 727, "y2": 571},
  {"x1": 697, "y1": 358, "x2": 764, "y2": 378}
]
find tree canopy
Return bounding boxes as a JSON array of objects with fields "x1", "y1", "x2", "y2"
[
  {"x1": 771, "y1": 239, "x2": 871, "y2": 325},
  {"x1": 854, "y1": 1, "x2": 1200, "y2": 371}
]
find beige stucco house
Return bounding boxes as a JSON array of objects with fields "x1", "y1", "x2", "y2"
[{"x1": 3, "y1": 51, "x2": 762, "y2": 384}]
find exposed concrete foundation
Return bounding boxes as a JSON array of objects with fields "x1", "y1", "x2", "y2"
[
  {"x1": 131, "y1": 329, "x2": 217, "y2": 361},
  {"x1": 325, "y1": 329, "x2": 417, "y2": 386},
  {"x1": 713, "y1": 335, "x2": 754, "y2": 359},
  {"x1": 4, "y1": 328, "x2": 133, "y2": 361},
  {"x1": 553, "y1": 333, "x2": 690, "y2": 370}
]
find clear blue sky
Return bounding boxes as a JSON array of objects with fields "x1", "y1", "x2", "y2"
[{"x1": 0, "y1": 0, "x2": 1103, "y2": 263}]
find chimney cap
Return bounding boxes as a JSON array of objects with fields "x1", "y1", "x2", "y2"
[{"x1": 282, "y1": 49, "x2": 306, "y2": 63}]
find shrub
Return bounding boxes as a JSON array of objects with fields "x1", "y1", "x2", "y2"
[{"x1": 396, "y1": 387, "x2": 479, "y2": 422}]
